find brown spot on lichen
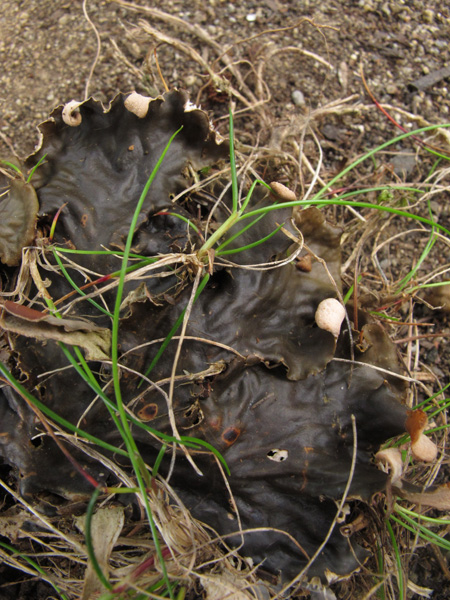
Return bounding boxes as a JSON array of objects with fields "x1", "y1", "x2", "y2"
[
  {"x1": 221, "y1": 426, "x2": 241, "y2": 446},
  {"x1": 137, "y1": 403, "x2": 158, "y2": 421},
  {"x1": 296, "y1": 254, "x2": 312, "y2": 272},
  {"x1": 80, "y1": 214, "x2": 88, "y2": 227}
]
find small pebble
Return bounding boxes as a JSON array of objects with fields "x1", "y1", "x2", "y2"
[
  {"x1": 246, "y1": 13, "x2": 257, "y2": 22},
  {"x1": 292, "y1": 90, "x2": 305, "y2": 106},
  {"x1": 184, "y1": 74, "x2": 197, "y2": 87},
  {"x1": 422, "y1": 9, "x2": 434, "y2": 23}
]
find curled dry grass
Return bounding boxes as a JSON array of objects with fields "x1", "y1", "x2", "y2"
[{"x1": 1, "y1": 4, "x2": 450, "y2": 600}]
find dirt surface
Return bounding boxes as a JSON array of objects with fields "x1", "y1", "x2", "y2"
[
  {"x1": 1, "y1": 0, "x2": 450, "y2": 158},
  {"x1": 1, "y1": 1, "x2": 450, "y2": 599}
]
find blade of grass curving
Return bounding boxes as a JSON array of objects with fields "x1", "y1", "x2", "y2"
[
  {"x1": 391, "y1": 512, "x2": 450, "y2": 552},
  {"x1": 55, "y1": 341, "x2": 135, "y2": 449},
  {"x1": 55, "y1": 247, "x2": 158, "y2": 260},
  {"x1": 85, "y1": 486, "x2": 114, "y2": 591},
  {"x1": 141, "y1": 272, "x2": 210, "y2": 381},
  {"x1": 240, "y1": 178, "x2": 272, "y2": 214},
  {"x1": 216, "y1": 223, "x2": 284, "y2": 256},
  {"x1": 51, "y1": 339, "x2": 230, "y2": 472},
  {"x1": 396, "y1": 199, "x2": 437, "y2": 292},
  {"x1": 239, "y1": 196, "x2": 450, "y2": 239},
  {"x1": 309, "y1": 122, "x2": 450, "y2": 201},
  {"x1": 111, "y1": 125, "x2": 183, "y2": 408},
  {"x1": 229, "y1": 105, "x2": 238, "y2": 214},
  {"x1": 52, "y1": 249, "x2": 114, "y2": 317},
  {"x1": 0, "y1": 360, "x2": 128, "y2": 457},
  {"x1": 110, "y1": 127, "x2": 184, "y2": 600},
  {"x1": 26, "y1": 153, "x2": 47, "y2": 183},
  {"x1": 395, "y1": 504, "x2": 450, "y2": 526},
  {"x1": 386, "y1": 518, "x2": 405, "y2": 600},
  {"x1": 49, "y1": 203, "x2": 68, "y2": 241},
  {"x1": 152, "y1": 444, "x2": 167, "y2": 478},
  {"x1": 0, "y1": 159, "x2": 23, "y2": 177},
  {"x1": 0, "y1": 540, "x2": 70, "y2": 600},
  {"x1": 155, "y1": 211, "x2": 201, "y2": 236}
]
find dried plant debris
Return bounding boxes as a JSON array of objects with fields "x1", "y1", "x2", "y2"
[
  {"x1": 0, "y1": 178, "x2": 39, "y2": 266},
  {"x1": 0, "y1": 90, "x2": 414, "y2": 586},
  {"x1": 1, "y1": 300, "x2": 111, "y2": 361}
]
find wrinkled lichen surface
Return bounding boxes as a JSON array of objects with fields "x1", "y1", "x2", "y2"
[{"x1": 0, "y1": 91, "x2": 408, "y2": 583}]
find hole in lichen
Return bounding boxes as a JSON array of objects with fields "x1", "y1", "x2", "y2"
[{"x1": 267, "y1": 448, "x2": 288, "y2": 462}]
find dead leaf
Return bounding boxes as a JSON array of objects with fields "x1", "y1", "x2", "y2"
[
  {"x1": 0, "y1": 179, "x2": 39, "y2": 266},
  {"x1": 201, "y1": 570, "x2": 263, "y2": 600},
  {"x1": 396, "y1": 482, "x2": 450, "y2": 510},
  {"x1": 0, "y1": 508, "x2": 28, "y2": 542},
  {"x1": 75, "y1": 505, "x2": 125, "y2": 600},
  {"x1": 1, "y1": 301, "x2": 110, "y2": 361}
]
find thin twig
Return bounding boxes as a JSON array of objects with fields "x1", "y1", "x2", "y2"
[
  {"x1": 82, "y1": 0, "x2": 101, "y2": 100},
  {"x1": 167, "y1": 268, "x2": 204, "y2": 478}
]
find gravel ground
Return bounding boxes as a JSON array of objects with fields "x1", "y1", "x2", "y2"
[{"x1": 1, "y1": 0, "x2": 450, "y2": 158}]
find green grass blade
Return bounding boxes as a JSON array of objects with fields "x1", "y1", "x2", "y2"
[
  {"x1": 141, "y1": 273, "x2": 210, "y2": 381},
  {"x1": 26, "y1": 153, "x2": 47, "y2": 183},
  {"x1": 391, "y1": 513, "x2": 450, "y2": 552},
  {"x1": 0, "y1": 160, "x2": 23, "y2": 177},
  {"x1": 239, "y1": 178, "x2": 272, "y2": 215},
  {"x1": 386, "y1": 518, "x2": 405, "y2": 599},
  {"x1": 0, "y1": 540, "x2": 70, "y2": 600},
  {"x1": 216, "y1": 212, "x2": 268, "y2": 252},
  {"x1": 240, "y1": 196, "x2": 450, "y2": 239},
  {"x1": 162, "y1": 212, "x2": 200, "y2": 235},
  {"x1": 0, "y1": 360, "x2": 128, "y2": 457},
  {"x1": 54, "y1": 247, "x2": 156, "y2": 260},
  {"x1": 216, "y1": 224, "x2": 283, "y2": 256},
  {"x1": 229, "y1": 106, "x2": 238, "y2": 213},
  {"x1": 110, "y1": 127, "x2": 184, "y2": 600},
  {"x1": 310, "y1": 123, "x2": 450, "y2": 201},
  {"x1": 152, "y1": 444, "x2": 167, "y2": 478},
  {"x1": 52, "y1": 249, "x2": 114, "y2": 317}
]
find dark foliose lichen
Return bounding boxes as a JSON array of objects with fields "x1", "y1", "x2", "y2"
[{"x1": 0, "y1": 90, "x2": 408, "y2": 584}]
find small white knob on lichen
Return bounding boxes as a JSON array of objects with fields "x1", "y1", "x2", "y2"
[
  {"x1": 124, "y1": 92, "x2": 152, "y2": 118},
  {"x1": 62, "y1": 100, "x2": 83, "y2": 126},
  {"x1": 406, "y1": 409, "x2": 438, "y2": 462},
  {"x1": 411, "y1": 433, "x2": 438, "y2": 462},
  {"x1": 375, "y1": 447, "x2": 403, "y2": 485},
  {"x1": 315, "y1": 298, "x2": 346, "y2": 339},
  {"x1": 270, "y1": 182, "x2": 296, "y2": 202}
]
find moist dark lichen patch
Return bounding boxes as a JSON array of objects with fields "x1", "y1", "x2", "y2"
[{"x1": 0, "y1": 90, "x2": 409, "y2": 586}]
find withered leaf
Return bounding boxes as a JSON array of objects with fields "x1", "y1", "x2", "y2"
[
  {"x1": 0, "y1": 178, "x2": 39, "y2": 266},
  {"x1": 1, "y1": 301, "x2": 110, "y2": 361}
]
